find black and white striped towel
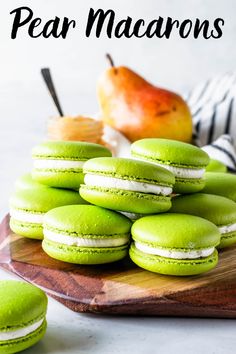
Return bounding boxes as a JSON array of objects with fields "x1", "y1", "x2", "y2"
[{"x1": 185, "y1": 72, "x2": 236, "y2": 172}]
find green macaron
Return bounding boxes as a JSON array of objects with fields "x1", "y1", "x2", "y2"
[
  {"x1": 79, "y1": 157, "x2": 175, "y2": 214},
  {"x1": 131, "y1": 138, "x2": 209, "y2": 194},
  {"x1": 42, "y1": 205, "x2": 132, "y2": 264},
  {"x1": 201, "y1": 172, "x2": 236, "y2": 202},
  {"x1": 206, "y1": 159, "x2": 227, "y2": 173},
  {"x1": 14, "y1": 173, "x2": 48, "y2": 192},
  {"x1": 32, "y1": 141, "x2": 112, "y2": 189},
  {"x1": 0, "y1": 280, "x2": 47, "y2": 354},
  {"x1": 130, "y1": 213, "x2": 220, "y2": 276},
  {"x1": 171, "y1": 193, "x2": 236, "y2": 249},
  {"x1": 10, "y1": 186, "x2": 87, "y2": 239}
]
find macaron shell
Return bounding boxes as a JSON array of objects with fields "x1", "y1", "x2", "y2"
[
  {"x1": 83, "y1": 157, "x2": 175, "y2": 186},
  {"x1": 10, "y1": 218, "x2": 43, "y2": 240},
  {"x1": 80, "y1": 185, "x2": 172, "y2": 214},
  {"x1": 201, "y1": 172, "x2": 236, "y2": 202},
  {"x1": 131, "y1": 214, "x2": 220, "y2": 249},
  {"x1": 206, "y1": 159, "x2": 227, "y2": 173},
  {"x1": 42, "y1": 239, "x2": 128, "y2": 264},
  {"x1": 43, "y1": 205, "x2": 132, "y2": 236},
  {"x1": 174, "y1": 177, "x2": 205, "y2": 194},
  {"x1": 0, "y1": 281, "x2": 47, "y2": 329},
  {"x1": 0, "y1": 320, "x2": 47, "y2": 354},
  {"x1": 10, "y1": 187, "x2": 87, "y2": 214},
  {"x1": 131, "y1": 139, "x2": 209, "y2": 168},
  {"x1": 129, "y1": 243, "x2": 218, "y2": 276},
  {"x1": 170, "y1": 193, "x2": 236, "y2": 227},
  {"x1": 32, "y1": 141, "x2": 112, "y2": 160},
  {"x1": 32, "y1": 169, "x2": 84, "y2": 189}
]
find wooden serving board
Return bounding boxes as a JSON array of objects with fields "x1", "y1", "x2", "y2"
[{"x1": 1, "y1": 214, "x2": 236, "y2": 318}]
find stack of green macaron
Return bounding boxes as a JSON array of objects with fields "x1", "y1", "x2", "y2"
[
  {"x1": 6, "y1": 138, "x2": 234, "y2": 352},
  {"x1": 9, "y1": 137, "x2": 236, "y2": 276},
  {"x1": 10, "y1": 140, "x2": 137, "y2": 266},
  {"x1": 127, "y1": 138, "x2": 236, "y2": 275},
  {"x1": 9, "y1": 141, "x2": 112, "y2": 241}
]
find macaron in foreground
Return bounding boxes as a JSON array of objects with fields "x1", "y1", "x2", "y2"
[
  {"x1": 10, "y1": 186, "x2": 87, "y2": 239},
  {"x1": 42, "y1": 205, "x2": 132, "y2": 264},
  {"x1": 170, "y1": 193, "x2": 236, "y2": 248},
  {"x1": 131, "y1": 138, "x2": 209, "y2": 194},
  {"x1": 32, "y1": 141, "x2": 112, "y2": 189},
  {"x1": 0, "y1": 280, "x2": 47, "y2": 354},
  {"x1": 80, "y1": 157, "x2": 175, "y2": 215},
  {"x1": 130, "y1": 213, "x2": 220, "y2": 276}
]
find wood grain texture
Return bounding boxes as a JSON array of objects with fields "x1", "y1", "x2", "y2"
[{"x1": 0, "y1": 214, "x2": 236, "y2": 317}]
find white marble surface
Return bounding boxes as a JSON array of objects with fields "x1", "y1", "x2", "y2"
[
  {"x1": 1, "y1": 269, "x2": 236, "y2": 354},
  {"x1": 2, "y1": 0, "x2": 236, "y2": 97}
]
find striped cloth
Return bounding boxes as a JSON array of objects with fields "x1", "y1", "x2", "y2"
[{"x1": 185, "y1": 72, "x2": 236, "y2": 172}]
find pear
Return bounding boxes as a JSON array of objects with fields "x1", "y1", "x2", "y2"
[{"x1": 97, "y1": 55, "x2": 192, "y2": 143}]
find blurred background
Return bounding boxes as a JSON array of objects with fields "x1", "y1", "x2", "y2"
[{"x1": 1, "y1": 0, "x2": 236, "y2": 212}]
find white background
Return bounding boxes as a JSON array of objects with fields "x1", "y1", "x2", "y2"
[
  {"x1": 1, "y1": 0, "x2": 236, "y2": 109},
  {"x1": 1, "y1": 1, "x2": 236, "y2": 353}
]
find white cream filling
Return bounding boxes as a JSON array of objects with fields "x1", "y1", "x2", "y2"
[
  {"x1": 0, "y1": 318, "x2": 44, "y2": 341},
  {"x1": 44, "y1": 229, "x2": 129, "y2": 247},
  {"x1": 135, "y1": 241, "x2": 214, "y2": 259},
  {"x1": 135, "y1": 157, "x2": 205, "y2": 179},
  {"x1": 84, "y1": 174, "x2": 172, "y2": 196},
  {"x1": 33, "y1": 159, "x2": 85, "y2": 170},
  {"x1": 152, "y1": 163, "x2": 205, "y2": 179},
  {"x1": 10, "y1": 209, "x2": 44, "y2": 224},
  {"x1": 218, "y1": 222, "x2": 236, "y2": 235}
]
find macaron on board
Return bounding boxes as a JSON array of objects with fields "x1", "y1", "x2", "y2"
[{"x1": 1, "y1": 214, "x2": 236, "y2": 318}]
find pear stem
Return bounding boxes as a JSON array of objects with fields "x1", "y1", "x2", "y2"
[{"x1": 106, "y1": 53, "x2": 115, "y2": 68}]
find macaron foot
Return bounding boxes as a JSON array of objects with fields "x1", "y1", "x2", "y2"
[
  {"x1": 42, "y1": 239, "x2": 128, "y2": 264},
  {"x1": 80, "y1": 185, "x2": 172, "y2": 214},
  {"x1": 217, "y1": 232, "x2": 236, "y2": 249},
  {"x1": 10, "y1": 218, "x2": 43, "y2": 240},
  {"x1": 129, "y1": 244, "x2": 218, "y2": 276},
  {"x1": 0, "y1": 320, "x2": 47, "y2": 354}
]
